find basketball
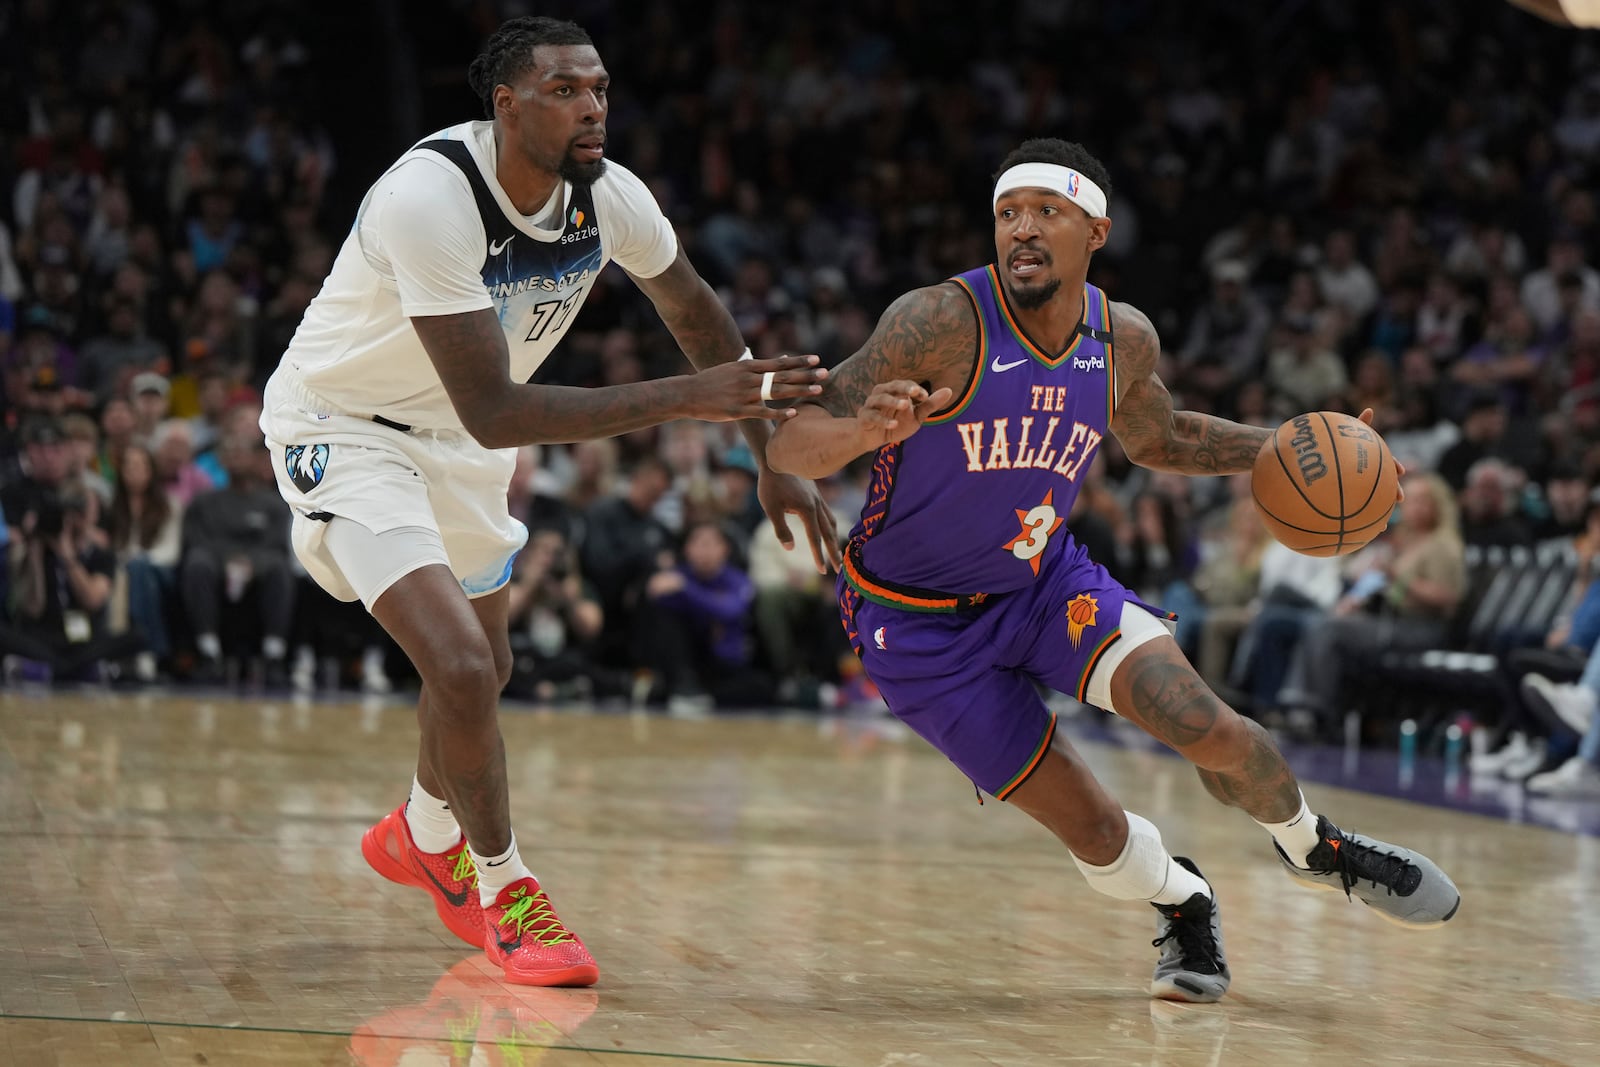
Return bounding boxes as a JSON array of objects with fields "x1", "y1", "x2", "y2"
[{"x1": 1251, "y1": 411, "x2": 1398, "y2": 557}]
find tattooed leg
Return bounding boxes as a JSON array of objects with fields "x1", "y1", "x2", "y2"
[
  {"x1": 1107, "y1": 636, "x2": 1302, "y2": 824},
  {"x1": 374, "y1": 565, "x2": 514, "y2": 854}
]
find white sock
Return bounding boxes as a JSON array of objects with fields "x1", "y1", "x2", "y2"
[
  {"x1": 196, "y1": 633, "x2": 222, "y2": 659},
  {"x1": 1072, "y1": 811, "x2": 1212, "y2": 906},
  {"x1": 470, "y1": 833, "x2": 535, "y2": 907},
  {"x1": 403, "y1": 776, "x2": 461, "y2": 854},
  {"x1": 1255, "y1": 791, "x2": 1321, "y2": 868},
  {"x1": 262, "y1": 635, "x2": 287, "y2": 660}
]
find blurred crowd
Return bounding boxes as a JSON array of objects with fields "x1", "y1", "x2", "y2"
[{"x1": 5, "y1": 0, "x2": 1600, "y2": 783}]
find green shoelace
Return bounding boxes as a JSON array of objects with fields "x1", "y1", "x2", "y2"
[
  {"x1": 497, "y1": 885, "x2": 575, "y2": 946},
  {"x1": 448, "y1": 849, "x2": 479, "y2": 888}
]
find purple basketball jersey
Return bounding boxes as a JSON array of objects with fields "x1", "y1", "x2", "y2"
[{"x1": 845, "y1": 267, "x2": 1117, "y2": 610}]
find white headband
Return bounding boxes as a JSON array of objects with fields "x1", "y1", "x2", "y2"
[{"x1": 992, "y1": 162, "x2": 1108, "y2": 219}]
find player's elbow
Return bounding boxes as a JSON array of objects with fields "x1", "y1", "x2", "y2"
[{"x1": 460, "y1": 405, "x2": 515, "y2": 450}]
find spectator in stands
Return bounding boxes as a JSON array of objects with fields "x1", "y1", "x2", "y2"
[
  {"x1": 2, "y1": 420, "x2": 73, "y2": 543},
  {"x1": 505, "y1": 526, "x2": 606, "y2": 702},
  {"x1": 641, "y1": 521, "x2": 767, "y2": 713},
  {"x1": 1279, "y1": 474, "x2": 1466, "y2": 734},
  {"x1": 129, "y1": 371, "x2": 171, "y2": 440},
  {"x1": 108, "y1": 443, "x2": 182, "y2": 682},
  {"x1": 1437, "y1": 394, "x2": 1511, "y2": 490},
  {"x1": 152, "y1": 418, "x2": 215, "y2": 506},
  {"x1": 1227, "y1": 540, "x2": 1343, "y2": 718},
  {"x1": 1265, "y1": 318, "x2": 1349, "y2": 412},
  {"x1": 1521, "y1": 235, "x2": 1599, "y2": 334},
  {"x1": 1317, "y1": 229, "x2": 1380, "y2": 325},
  {"x1": 1523, "y1": 645, "x2": 1600, "y2": 796},
  {"x1": 58, "y1": 412, "x2": 112, "y2": 507},
  {"x1": 0, "y1": 484, "x2": 141, "y2": 684},
  {"x1": 179, "y1": 428, "x2": 293, "y2": 684},
  {"x1": 581, "y1": 457, "x2": 674, "y2": 669},
  {"x1": 1475, "y1": 495, "x2": 1600, "y2": 780},
  {"x1": 1460, "y1": 457, "x2": 1535, "y2": 548},
  {"x1": 1177, "y1": 259, "x2": 1269, "y2": 403}
]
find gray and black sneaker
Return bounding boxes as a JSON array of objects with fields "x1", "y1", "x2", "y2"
[
  {"x1": 1274, "y1": 815, "x2": 1460, "y2": 928},
  {"x1": 1150, "y1": 857, "x2": 1230, "y2": 1003}
]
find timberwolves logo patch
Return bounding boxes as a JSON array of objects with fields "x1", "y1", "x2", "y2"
[{"x1": 284, "y1": 443, "x2": 330, "y2": 494}]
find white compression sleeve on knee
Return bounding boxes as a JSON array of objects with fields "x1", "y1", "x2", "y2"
[{"x1": 1072, "y1": 811, "x2": 1210, "y2": 904}]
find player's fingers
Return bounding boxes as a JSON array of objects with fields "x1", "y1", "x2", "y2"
[
  {"x1": 751, "y1": 354, "x2": 823, "y2": 372},
  {"x1": 1356, "y1": 407, "x2": 1375, "y2": 425},
  {"x1": 747, "y1": 405, "x2": 800, "y2": 420},
  {"x1": 1394, "y1": 458, "x2": 1408, "y2": 479},
  {"x1": 763, "y1": 378, "x2": 825, "y2": 400},
  {"x1": 913, "y1": 386, "x2": 955, "y2": 418},
  {"x1": 792, "y1": 504, "x2": 829, "y2": 573},
  {"x1": 816, "y1": 497, "x2": 842, "y2": 571},
  {"x1": 770, "y1": 507, "x2": 795, "y2": 550}
]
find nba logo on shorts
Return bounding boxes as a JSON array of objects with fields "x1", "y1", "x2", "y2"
[
  {"x1": 1066, "y1": 171, "x2": 1080, "y2": 197},
  {"x1": 285, "y1": 443, "x2": 330, "y2": 494},
  {"x1": 873, "y1": 626, "x2": 888, "y2": 650}
]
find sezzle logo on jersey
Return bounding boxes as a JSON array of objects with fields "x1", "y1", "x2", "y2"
[{"x1": 559, "y1": 225, "x2": 600, "y2": 245}]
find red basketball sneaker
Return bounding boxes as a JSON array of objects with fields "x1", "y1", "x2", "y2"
[
  {"x1": 482, "y1": 877, "x2": 599, "y2": 987},
  {"x1": 361, "y1": 805, "x2": 483, "y2": 948}
]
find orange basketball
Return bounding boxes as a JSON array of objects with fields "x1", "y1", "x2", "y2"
[{"x1": 1251, "y1": 411, "x2": 1398, "y2": 557}]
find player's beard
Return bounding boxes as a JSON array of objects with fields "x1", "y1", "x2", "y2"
[
  {"x1": 1009, "y1": 276, "x2": 1061, "y2": 310},
  {"x1": 560, "y1": 154, "x2": 607, "y2": 186}
]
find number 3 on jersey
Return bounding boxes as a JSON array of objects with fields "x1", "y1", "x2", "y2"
[
  {"x1": 524, "y1": 291, "x2": 584, "y2": 343},
  {"x1": 1001, "y1": 488, "x2": 1064, "y2": 576}
]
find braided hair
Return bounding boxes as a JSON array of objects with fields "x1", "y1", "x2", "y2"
[{"x1": 466, "y1": 16, "x2": 593, "y2": 119}]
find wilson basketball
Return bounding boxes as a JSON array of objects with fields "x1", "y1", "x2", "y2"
[{"x1": 1251, "y1": 412, "x2": 1398, "y2": 557}]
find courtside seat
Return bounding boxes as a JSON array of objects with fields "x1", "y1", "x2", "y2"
[{"x1": 1353, "y1": 543, "x2": 1578, "y2": 734}]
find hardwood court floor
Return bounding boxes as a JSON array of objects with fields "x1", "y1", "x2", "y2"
[{"x1": 2, "y1": 689, "x2": 1598, "y2": 1067}]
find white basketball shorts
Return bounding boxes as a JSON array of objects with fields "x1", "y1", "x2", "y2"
[{"x1": 260, "y1": 371, "x2": 527, "y2": 606}]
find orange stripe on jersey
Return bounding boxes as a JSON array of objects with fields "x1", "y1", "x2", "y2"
[
  {"x1": 1074, "y1": 627, "x2": 1124, "y2": 702},
  {"x1": 986, "y1": 267, "x2": 1087, "y2": 369},
  {"x1": 842, "y1": 548, "x2": 961, "y2": 613},
  {"x1": 926, "y1": 275, "x2": 988, "y2": 425},
  {"x1": 996, "y1": 714, "x2": 1058, "y2": 800}
]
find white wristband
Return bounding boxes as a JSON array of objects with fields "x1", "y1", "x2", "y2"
[{"x1": 738, "y1": 347, "x2": 754, "y2": 362}]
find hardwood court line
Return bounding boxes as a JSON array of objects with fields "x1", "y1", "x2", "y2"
[{"x1": 0, "y1": 1012, "x2": 845, "y2": 1067}]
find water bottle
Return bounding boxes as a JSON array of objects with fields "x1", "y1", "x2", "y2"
[
  {"x1": 1398, "y1": 719, "x2": 1418, "y2": 790},
  {"x1": 1399, "y1": 719, "x2": 1418, "y2": 762}
]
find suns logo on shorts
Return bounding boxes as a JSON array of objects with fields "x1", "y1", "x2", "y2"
[
  {"x1": 285, "y1": 443, "x2": 330, "y2": 494},
  {"x1": 1065, "y1": 592, "x2": 1099, "y2": 650}
]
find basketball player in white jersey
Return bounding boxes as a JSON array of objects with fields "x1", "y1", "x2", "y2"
[{"x1": 259, "y1": 16, "x2": 836, "y2": 986}]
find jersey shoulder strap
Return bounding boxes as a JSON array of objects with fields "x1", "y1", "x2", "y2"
[{"x1": 414, "y1": 139, "x2": 517, "y2": 248}]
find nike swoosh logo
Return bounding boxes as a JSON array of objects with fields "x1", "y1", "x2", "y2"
[
  {"x1": 419, "y1": 864, "x2": 471, "y2": 908},
  {"x1": 496, "y1": 932, "x2": 522, "y2": 954},
  {"x1": 489, "y1": 236, "x2": 514, "y2": 256},
  {"x1": 991, "y1": 356, "x2": 1029, "y2": 372}
]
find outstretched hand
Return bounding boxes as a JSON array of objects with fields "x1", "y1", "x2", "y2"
[
  {"x1": 858, "y1": 381, "x2": 954, "y2": 448},
  {"x1": 757, "y1": 471, "x2": 841, "y2": 574},
  {"x1": 683, "y1": 355, "x2": 829, "y2": 422}
]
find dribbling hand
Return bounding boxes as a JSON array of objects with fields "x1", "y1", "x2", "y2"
[
  {"x1": 1355, "y1": 406, "x2": 1408, "y2": 502},
  {"x1": 683, "y1": 355, "x2": 828, "y2": 422},
  {"x1": 858, "y1": 380, "x2": 954, "y2": 447}
]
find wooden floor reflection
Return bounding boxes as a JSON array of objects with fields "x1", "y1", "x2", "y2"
[{"x1": 2, "y1": 689, "x2": 1598, "y2": 1066}]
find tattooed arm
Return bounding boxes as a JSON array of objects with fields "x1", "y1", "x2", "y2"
[
  {"x1": 1109, "y1": 301, "x2": 1271, "y2": 476},
  {"x1": 765, "y1": 283, "x2": 976, "y2": 479}
]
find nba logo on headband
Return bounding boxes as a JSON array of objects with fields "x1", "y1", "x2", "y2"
[{"x1": 1067, "y1": 171, "x2": 1080, "y2": 197}]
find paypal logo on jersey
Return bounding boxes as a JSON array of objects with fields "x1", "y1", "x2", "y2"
[{"x1": 1072, "y1": 354, "x2": 1107, "y2": 372}]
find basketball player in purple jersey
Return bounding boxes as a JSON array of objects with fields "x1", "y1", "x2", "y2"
[{"x1": 768, "y1": 139, "x2": 1459, "y2": 1002}]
